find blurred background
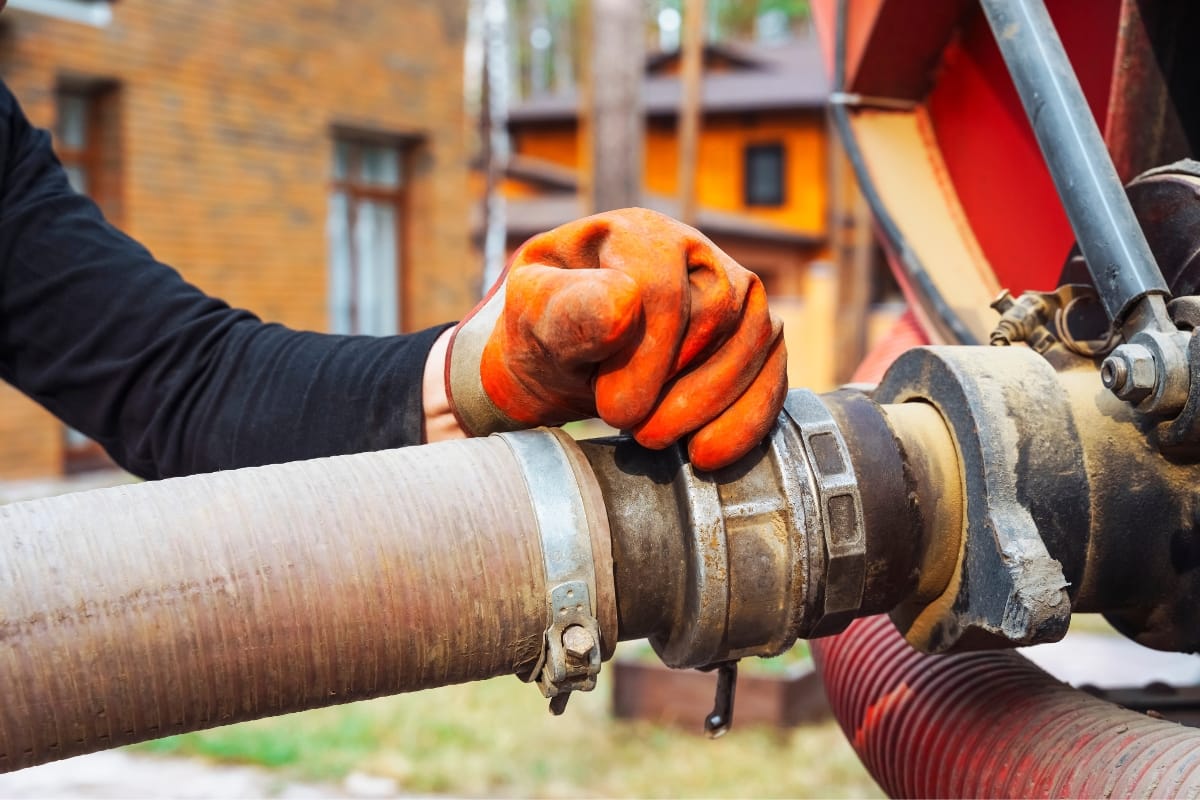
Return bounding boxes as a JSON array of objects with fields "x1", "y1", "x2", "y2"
[
  {"x1": 0, "y1": 0, "x2": 906, "y2": 484},
  {"x1": 0, "y1": 0, "x2": 903, "y2": 795}
]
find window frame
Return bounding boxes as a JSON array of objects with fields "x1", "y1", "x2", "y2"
[
  {"x1": 54, "y1": 79, "x2": 123, "y2": 225},
  {"x1": 327, "y1": 132, "x2": 414, "y2": 335},
  {"x1": 743, "y1": 141, "x2": 786, "y2": 208}
]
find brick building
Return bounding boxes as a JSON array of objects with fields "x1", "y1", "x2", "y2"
[{"x1": 0, "y1": 0, "x2": 475, "y2": 478}]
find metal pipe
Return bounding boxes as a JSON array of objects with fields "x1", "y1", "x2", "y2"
[
  {"x1": 0, "y1": 434, "x2": 613, "y2": 772},
  {"x1": 581, "y1": 387, "x2": 962, "y2": 667},
  {"x1": 979, "y1": 0, "x2": 1170, "y2": 328}
]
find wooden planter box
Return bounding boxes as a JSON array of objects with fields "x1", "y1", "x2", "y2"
[{"x1": 611, "y1": 658, "x2": 831, "y2": 732}]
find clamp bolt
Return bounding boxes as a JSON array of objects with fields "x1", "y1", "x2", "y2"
[{"x1": 562, "y1": 625, "x2": 595, "y2": 661}]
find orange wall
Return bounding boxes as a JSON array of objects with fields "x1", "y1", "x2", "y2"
[
  {"x1": 646, "y1": 111, "x2": 826, "y2": 233},
  {"x1": 512, "y1": 110, "x2": 828, "y2": 234},
  {"x1": 514, "y1": 123, "x2": 581, "y2": 170}
]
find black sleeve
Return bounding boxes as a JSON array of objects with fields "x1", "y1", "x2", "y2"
[{"x1": 0, "y1": 83, "x2": 452, "y2": 480}]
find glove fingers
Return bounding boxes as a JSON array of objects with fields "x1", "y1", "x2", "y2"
[
  {"x1": 593, "y1": 217, "x2": 692, "y2": 429},
  {"x1": 688, "y1": 331, "x2": 789, "y2": 471},
  {"x1": 672, "y1": 242, "x2": 746, "y2": 373},
  {"x1": 480, "y1": 265, "x2": 642, "y2": 426},
  {"x1": 630, "y1": 281, "x2": 779, "y2": 449},
  {"x1": 518, "y1": 265, "x2": 643, "y2": 366}
]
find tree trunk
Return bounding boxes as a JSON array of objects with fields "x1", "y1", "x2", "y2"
[
  {"x1": 677, "y1": 0, "x2": 706, "y2": 226},
  {"x1": 589, "y1": 0, "x2": 644, "y2": 213}
]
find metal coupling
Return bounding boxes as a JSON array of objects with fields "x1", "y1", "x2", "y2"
[
  {"x1": 782, "y1": 391, "x2": 867, "y2": 637},
  {"x1": 580, "y1": 389, "x2": 873, "y2": 673}
]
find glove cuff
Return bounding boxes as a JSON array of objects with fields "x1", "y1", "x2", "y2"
[{"x1": 445, "y1": 280, "x2": 523, "y2": 436}]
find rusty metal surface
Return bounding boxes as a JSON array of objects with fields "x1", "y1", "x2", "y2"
[
  {"x1": 879, "y1": 401, "x2": 963, "y2": 608},
  {"x1": 1047, "y1": 367, "x2": 1200, "y2": 651},
  {"x1": 781, "y1": 391, "x2": 866, "y2": 637},
  {"x1": 578, "y1": 437, "x2": 685, "y2": 644},
  {"x1": 875, "y1": 346, "x2": 1080, "y2": 651},
  {"x1": 0, "y1": 434, "x2": 611, "y2": 772},
  {"x1": 588, "y1": 394, "x2": 827, "y2": 669},
  {"x1": 861, "y1": 341, "x2": 1200, "y2": 654},
  {"x1": 583, "y1": 389, "x2": 937, "y2": 668},
  {"x1": 1104, "y1": 0, "x2": 1198, "y2": 183},
  {"x1": 500, "y1": 430, "x2": 605, "y2": 706}
]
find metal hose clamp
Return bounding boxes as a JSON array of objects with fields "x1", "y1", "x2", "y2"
[{"x1": 499, "y1": 429, "x2": 603, "y2": 714}]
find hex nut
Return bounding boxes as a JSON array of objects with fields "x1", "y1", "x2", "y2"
[
  {"x1": 1105, "y1": 343, "x2": 1157, "y2": 404},
  {"x1": 562, "y1": 625, "x2": 595, "y2": 660},
  {"x1": 783, "y1": 392, "x2": 866, "y2": 636},
  {"x1": 1100, "y1": 356, "x2": 1128, "y2": 390}
]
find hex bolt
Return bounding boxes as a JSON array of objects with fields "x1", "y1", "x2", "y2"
[
  {"x1": 562, "y1": 625, "x2": 595, "y2": 661},
  {"x1": 1100, "y1": 356, "x2": 1128, "y2": 391},
  {"x1": 1101, "y1": 343, "x2": 1157, "y2": 404}
]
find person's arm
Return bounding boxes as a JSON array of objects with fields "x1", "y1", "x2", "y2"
[{"x1": 0, "y1": 83, "x2": 449, "y2": 479}]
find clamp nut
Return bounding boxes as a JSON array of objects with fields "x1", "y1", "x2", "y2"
[
  {"x1": 562, "y1": 625, "x2": 596, "y2": 661},
  {"x1": 1101, "y1": 343, "x2": 1157, "y2": 404}
]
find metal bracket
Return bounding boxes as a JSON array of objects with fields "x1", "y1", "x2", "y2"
[{"x1": 499, "y1": 430, "x2": 602, "y2": 715}]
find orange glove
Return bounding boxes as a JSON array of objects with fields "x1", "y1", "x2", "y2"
[{"x1": 445, "y1": 208, "x2": 787, "y2": 470}]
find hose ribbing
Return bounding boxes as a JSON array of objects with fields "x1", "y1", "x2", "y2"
[
  {"x1": 815, "y1": 615, "x2": 1200, "y2": 798},
  {"x1": 0, "y1": 437, "x2": 575, "y2": 772}
]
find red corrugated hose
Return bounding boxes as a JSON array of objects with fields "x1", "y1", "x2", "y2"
[{"x1": 815, "y1": 312, "x2": 1200, "y2": 798}]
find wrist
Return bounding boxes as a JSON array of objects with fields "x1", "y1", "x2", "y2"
[{"x1": 422, "y1": 327, "x2": 466, "y2": 443}]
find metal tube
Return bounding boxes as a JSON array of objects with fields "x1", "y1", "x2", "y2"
[
  {"x1": 0, "y1": 435, "x2": 609, "y2": 772},
  {"x1": 979, "y1": 0, "x2": 1170, "y2": 327}
]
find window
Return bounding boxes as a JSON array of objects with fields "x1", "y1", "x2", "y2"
[
  {"x1": 744, "y1": 142, "x2": 785, "y2": 207},
  {"x1": 54, "y1": 81, "x2": 122, "y2": 223},
  {"x1": 8, "y1": 0, "x2": 114, "y2": 26},
  {"x1": 328, "y1": 136, "x2": 410, "y2": 335},
  {"x1": 53, "y1": 80, "x2": 122, "y2": 473}
]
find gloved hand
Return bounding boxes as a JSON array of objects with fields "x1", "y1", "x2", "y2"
[{"x1": 445, "y1": 207, "x2": 787, "y2": 470}]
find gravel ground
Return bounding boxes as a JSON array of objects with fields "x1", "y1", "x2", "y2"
[{"x1": 0, "y1": 750, "x2": 406, "y2": 799}]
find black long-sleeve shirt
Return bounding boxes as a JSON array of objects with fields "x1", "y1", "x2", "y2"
[{"x1": 0, "y1": 83, "x2": 448, "y2": 479}]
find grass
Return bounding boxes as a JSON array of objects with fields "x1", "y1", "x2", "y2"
[
  {"x1": 133, "y1": 646, "x2": 882, "y2": 798},
  {"x1": 1067, "y1": 613, "x2": 1120, "y2": 636}
]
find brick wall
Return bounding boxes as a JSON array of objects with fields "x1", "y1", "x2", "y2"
[{"x1": 0, "y1": 0, "x2": 475, "y2": 478}]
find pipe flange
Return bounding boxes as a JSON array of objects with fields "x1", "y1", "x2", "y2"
[
  {"x1": 782, "y1": 391, "x2": 866, "y2": 637},
  {"x1": 875, "y1": 347, "x2": 1081, "y2": 652}
]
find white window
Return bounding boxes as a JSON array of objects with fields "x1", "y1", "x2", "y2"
[
  {"x1": 8, "y1": 0, "x2": 113, "y2": 26},
  {"x1": 327, "y1": 137, "x2": 408, "y2": 336}
]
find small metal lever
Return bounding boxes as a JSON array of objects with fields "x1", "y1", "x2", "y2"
[{"x1": 703, "y1": 661, "x2": 738, "y2": 738}]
